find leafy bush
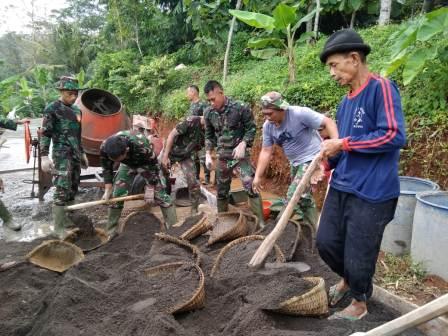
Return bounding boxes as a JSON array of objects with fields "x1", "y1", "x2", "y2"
[{"x1": 160, "y1": 89, "x2": 190, "y2": 120}]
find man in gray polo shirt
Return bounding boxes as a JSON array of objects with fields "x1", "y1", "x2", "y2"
[{"x1": 253, "y1": 91, "x2": 338, "y2": 228}]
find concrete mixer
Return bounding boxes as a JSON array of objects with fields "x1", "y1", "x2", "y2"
[{"x1": 27, "y1": 88, "x2": 131, "y2": 200}]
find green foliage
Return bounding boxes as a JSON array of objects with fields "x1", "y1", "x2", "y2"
[
  {"x1": 383, "y1": 8, "x2": 448, "y2": 85},
  {"x1": 160, "y1": 89, "x2": 190, "y2": 120},
  {"x1": 0, "y1": 65, "x2": 59, "y2": 117},
  {"x1": 382, "y1": 8, "x2": 448, "y2": 120},
  {"x1": 230, "y1": 3, "x2": 318, "y2": 82}
]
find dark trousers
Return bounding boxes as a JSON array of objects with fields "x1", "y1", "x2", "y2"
[{"x1": 316, "y1": 187, "x2": 397, "y2": 302}]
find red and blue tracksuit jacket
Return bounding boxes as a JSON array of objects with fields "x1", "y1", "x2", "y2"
[{"x1": 327, "y1": 73, "x2": 407, "y2": 203}]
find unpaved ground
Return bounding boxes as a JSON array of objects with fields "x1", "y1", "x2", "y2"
[{"x1": 0, "y1": 208, "x2": 425, "y2": 336}]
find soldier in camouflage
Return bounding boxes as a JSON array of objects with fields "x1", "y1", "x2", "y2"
[
  {"x1": 0, "y1": 117, "x2": 30, "y2": 131},
  {"x1": 161, "y1": 116, "x2": 204, "y2": 215},
  {"x1": 0, "y1": 117, "x2": 30, "y2": 231},
  {"x1": 101, "y1": 130, "x2": 177, "y2": 234},
  {"x1": 187, "y1": 85, "x2": 210, "y2": 184},
  {"x1": 40, "y1": 76, "x2": 89, "y2": 238},
  {"x1": 203, "y1": 80, "x2": 265, "y2": 227}
]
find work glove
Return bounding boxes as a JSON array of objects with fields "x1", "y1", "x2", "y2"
[
  {"x1": 144, "y1": 185, "x2": 155, "y2": 204},
  {"x1": 81, "y1": 153, "x2": 89, "y2": 169},
  {"x1": 41, "y1": 156, "x2": 54, "y2": 173},
  {"x1": 205, "y1": 152, "x2": 213, "y2": 170},
  {"x1": 102, "y1": 183, "x2": 113, "y2": 201},
  {"x1": 232, "y1": 141, "x2": 246, "y2": 160}
]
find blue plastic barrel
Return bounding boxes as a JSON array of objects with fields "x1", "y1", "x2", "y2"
[
  {"x1": 381, "y1": 177, "x2": 439, "y2": 256},
  {"x1": 411, "y1": 191, "x2": 448, "y2": 280}
]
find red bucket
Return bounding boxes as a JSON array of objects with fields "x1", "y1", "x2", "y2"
[{"x1": 262, "y1": 200, "x2": 272, "y2": 220}]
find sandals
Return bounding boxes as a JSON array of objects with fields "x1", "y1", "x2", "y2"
[
  {"x1": 328, "y1": 309, "x2": 368, "y2": 321},
  {"x1": 328, "y1": 284, "x2": 350, "y2": 306}
]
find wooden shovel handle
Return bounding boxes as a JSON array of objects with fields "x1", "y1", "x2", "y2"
[
  {"x1": 249, "y1": 153, "x2": 322, "y2": 268},
  {"x1": 65, "y1": 194, "x2": 145, "y2": 211},
  {"x1": 360, "y1": 293, "x2": 448, "y2": 336}
]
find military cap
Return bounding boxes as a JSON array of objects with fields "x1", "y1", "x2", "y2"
[{"x1": 56, "y1": 76, "x2": 84, "y2": 91}]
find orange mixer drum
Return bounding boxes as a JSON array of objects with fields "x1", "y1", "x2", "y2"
[{"x1": 77, "y1": 89, "x2": 130, "y2": 167}]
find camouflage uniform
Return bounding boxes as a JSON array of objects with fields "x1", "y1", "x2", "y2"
[
  {"x1": 286, "y1": 163, "x2": 318, "y2": 225},
  {"x1": 169, "y1": 116, "x2": 203, "y2": 211},
  {"x1": 204, "y1": 97, "x2": 259, "y2": 211},
  {"x1": 189, "y1": 100, "x2": 210, "y2": 182},
  {"x1": 100, "y1": 130, "x2": 172, "y2": 210},
  {"x1": 40, "y1": 100, "x2": 83, "y2": 206},
  {"x1": 0, "y1": 118, "x2": 18, "y2": 131}
]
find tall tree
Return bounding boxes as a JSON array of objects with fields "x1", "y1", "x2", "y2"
[
  {"x1": 223, "y1": 0, "x2": 243, "y2": 85},
  {"x1": 379, "y1": 0, "x2": 392, "y2": 25}
]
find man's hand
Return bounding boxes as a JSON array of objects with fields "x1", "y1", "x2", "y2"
[
  {"x1": 41, "y1": 156, "x2": 54, "y2": 173},
  {"x1": 102, "y1": 183, "x2": 113, "y2": 201},
  {"x1": 321, "y1": 139, "x2": 343, "y2": 159},
  {"x1": 81, "y1": 153, "x2": 89, "y2": 169},
  {"x1": 232, "y1": 141, "x2": 246, "y2": 160},
  {"x1": 205, "y1": 152, "x2": 213, "y2": 170},
  {"x1": 252, "y1": 175, "x2": 263, "y2": 194},
  {"x1": 161, "y1": 155, "x2": 170, "y2": 170},
  {"x1": 144, "y1": 185, "x2": 155, "y2": 204},
  {"x1": 0, "y1": 177, "x2": 4, "y2": 193}
]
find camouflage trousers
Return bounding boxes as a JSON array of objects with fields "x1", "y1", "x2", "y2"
[
  {"x1": 179, "y1": 158, "x2": 200, "y2": 206},
  {"x1": 194, "y1": 148, "x2": 210, "y2": 180},
  {"x1": 52, "y1": 151, "x2": 81, "y2": 206},
  {"x1": 216, "y1": 157, "x2": 258, "y2": 200},
  {"x1": 111, "y1": 163, "x2": 172, "y2": 209},
  {"x1": 286, "y1": 162, "x2": 316, "y2": 220}
]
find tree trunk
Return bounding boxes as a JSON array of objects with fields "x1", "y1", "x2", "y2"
[
  {"x1": 350, "y1": 10, "x2": 357, "y2": 28},
  {"x1": 422, "y1": 0, "x2": 434, "y2": 13},
  {"x1": 134, "y1": 22, "x2": 143, "y2": 57},
  {"x1": 287, "y1": 27, "x2": 296, "y2": 83},
  {"x1": 223, "y1": 0, "x2": 242, "y2": 86},
  {"x1": 378, "y1": 0, "x2": 392, "y2": 26},
  {"x1": 306, "y1": 2, "x2": 313, "y2": 32},
  {"x1": 313, "y1": 0, "x2": 320, "y2": 39}
]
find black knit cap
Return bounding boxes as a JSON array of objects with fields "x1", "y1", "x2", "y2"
[{"x1": 320, "y1": 29, "x2": 371, "y2": 63}]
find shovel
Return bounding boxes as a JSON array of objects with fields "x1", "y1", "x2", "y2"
[
  {"x1": 249, "y1": 154, "x2": 322, "y2": 268},
  {"x1": 350, "y1": 293, "x2": 448, "y2": 336},
  {"x1": 65, "y1": 194, "x2": 145, "y2": 211},
  {"x1": 0, "y1": 240, "x2": 84, "y2": 273}
]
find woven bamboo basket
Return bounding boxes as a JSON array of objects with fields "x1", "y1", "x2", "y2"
[
  {"x1": 120, "y1": 200, "x2": 151, "y2": 218},
  {"x1": 144, "y1": 261, "x2": 205, "y2": 314},
  {"x1": 64, "y1": 227, "x2": 109, "y2": 252},
  {"x1": 155, "y1": 232, "x2": 201, "y2": 265},
  {"x1": 207, "y1": 211, "x2": 248, "y2": 246},
  {"x1": 272, "y1": 276, "x2": 328, "y2": 316},
  {"x1": 241, "y1": 212, "x2": 259, "y2": 234},
  {"x1": 180, "y1": 215, "x2": 212, "y2": 241},
  {"x1": 119, "y1": 210, "x2": 164, "y2": 234},
  {"x1": 210, "y1": 235, "x2": 285, "y2": 277},
  {"x1": 27, "y1": 240, "x2": 85, "y2": 273},
  {"x1": 285, "y1": 219, "x2": 302, "y2": 261}
]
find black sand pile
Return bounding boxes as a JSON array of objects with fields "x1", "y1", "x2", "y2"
[
  {"x1": 0, "y1": 209, "x2": 425, "y2": 336},
  {"x1": 214, "y1": 239, "x2": 282, "y2": 278}
]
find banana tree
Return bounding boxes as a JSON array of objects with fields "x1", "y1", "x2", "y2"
[
  {"x1": 230, "y1": 4, "x2": 317, "y2": 83},
  {"x1": 383, "y1": 7, "x2": 448, "y2": 86}
]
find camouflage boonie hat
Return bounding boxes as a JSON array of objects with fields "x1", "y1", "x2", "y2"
[
  {"x1": 56, "y1": 76, "x2": 84, "y2": 91},
  {"x1": 260, "y1": 91, "x2": 289, "y2": 110}
]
